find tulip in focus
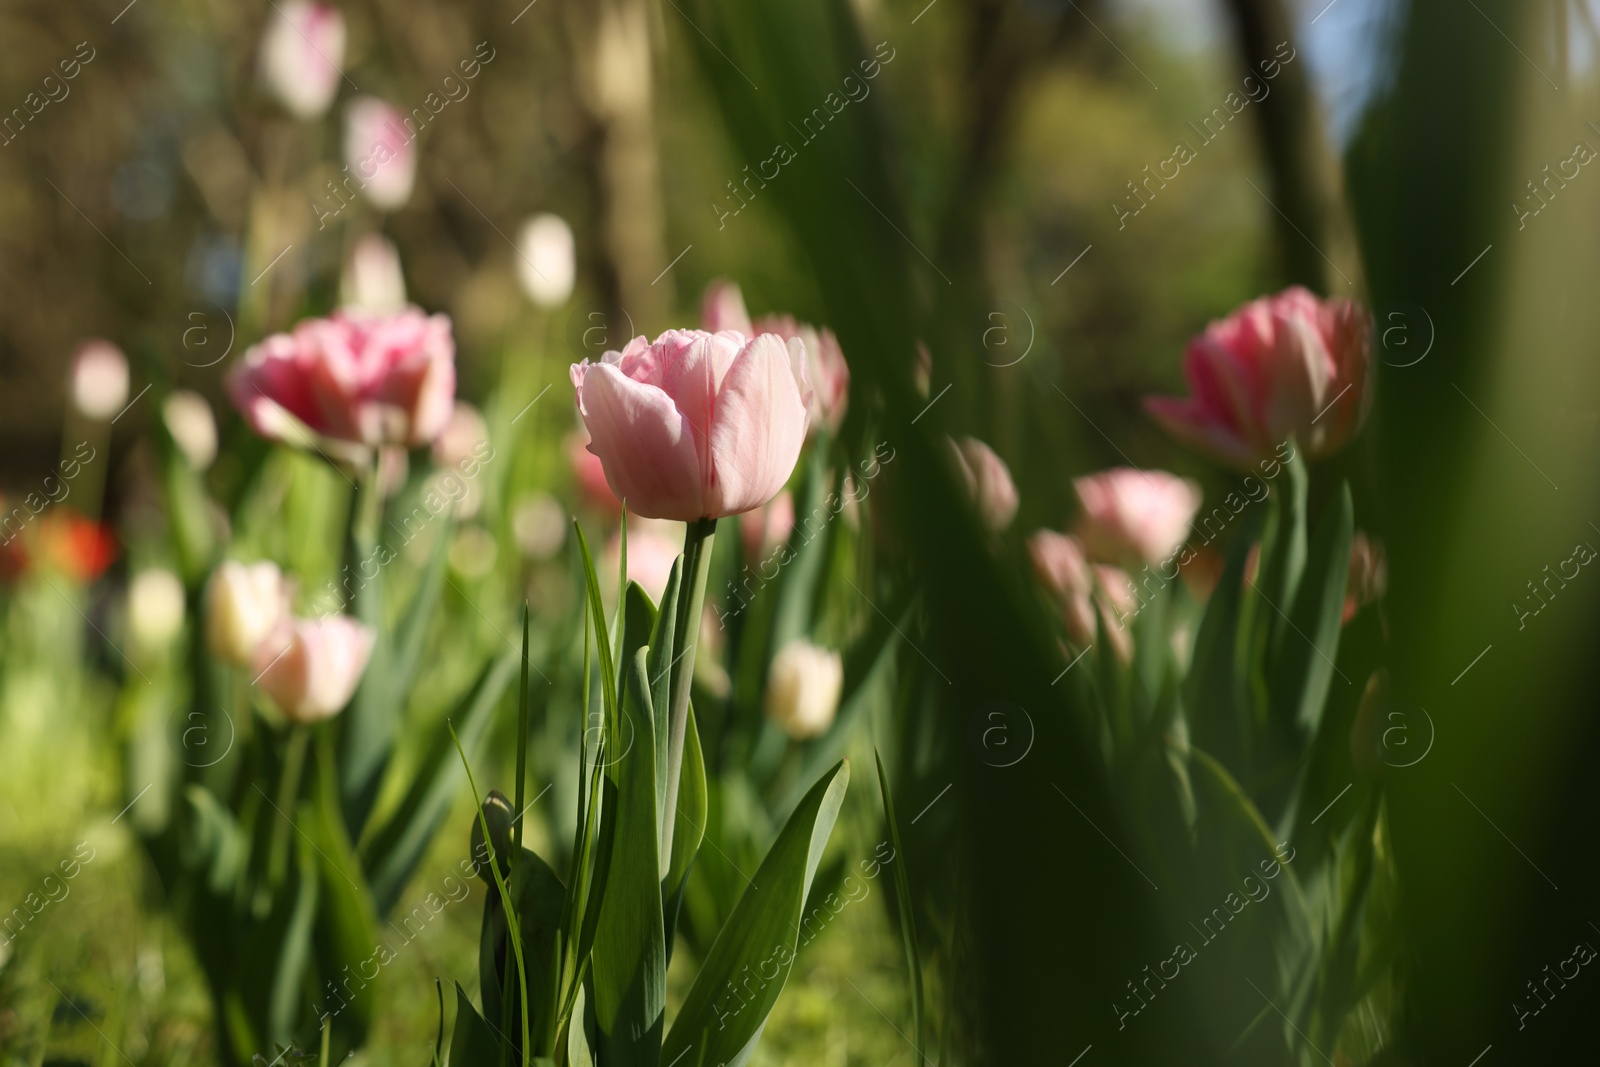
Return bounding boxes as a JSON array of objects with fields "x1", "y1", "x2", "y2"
[
  {"x1": 128, "y1": 568, "x2": 186, "y2": 651},
  {"x1": 1145, "y1": 286, "x2": 1372, "y2": 468},
  {"x1": 949, "y1": 436, "x2": 1018, "y2": 533},
  {"x1": 163, "y1": 390, "x2": 218, "y2": 470},
  {"x1": 71, "y1": 340, "x2": 129, "y2": 421},
  {"x1": 344, "y1": 97, "x2": 416, "y2": 211},
  {"x1": 571, "y1": 329, "x2": 810, "y2": 521},
  {"x1": 206, "y1": 560, "x2": 287, "y2": 667},
  {"x1": 341, "y1": 233, "x2": 407, "y2": 313},
  {"x1": 765, "y1": 638, "x2": 844, "y2": 740},
  {"x1": 255, "y1": 616, "x2": 374, "y2": 723},
  {"x1": 1073, "y1": 468, "x2": 1202, "y2": 567},
  {"x1": 740, "y1": 489, "x2": 794, "y2": 560},
  {"x1": 229, "y1": 307, "x2": 455, "y2": 450},
  {"x1": 259, "y1": 0, "x2": 346, "y2": 120},
  {"x1": 516, "y1": 214, "x2": 576, "y2": 308}
]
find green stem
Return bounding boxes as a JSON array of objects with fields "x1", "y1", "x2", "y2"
[
  {"x1": 267, "y1": 726, "x2": 310, "y2": 889},
  {"x1": 659, "y1": 517, "x2": 717, "y2": 865}
]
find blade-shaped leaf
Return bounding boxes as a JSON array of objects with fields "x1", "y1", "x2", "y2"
[
  {"x1": 447, "y1": 981, "x2": 503, "y2": 1065},
  {"x1": 663, "y1": 701, "x2": 707, "y2": 963},
  {"x1": 662, "y1": 759, "x2": 849, "y2": 1067},
  {"x1": 591, "y1": 647, "x2": 666, "y2": 1066},
  {"x1": 874, "y1": 750, "x2": 924, "y2": 1056},
  {"x1": 1269, "y1": 483, "x2": 1354, "y2": 740}
]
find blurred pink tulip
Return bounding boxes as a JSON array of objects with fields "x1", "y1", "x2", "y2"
[
  {"x1": 740, "y1": 489, "x2": 794, "y2": 560},
  {"x1": 949, "y1": 436, "x2": 1018, "y2": 533},
  {"x1": 1073, "y1": 468, "x2": 1201, "y2": 567},
  {"x1": 700, "y1": 278, "x2": 753, "y2": 334},
  {"x1": 1028, "y1": 529, "x2": 1096, "y2": 647},
  {"x1": 1145, "y1": 286, "x2": 1371, "y2": 468},
  {"x1": 259, "y1": 1, "x2": 346, "y2": 121},
  {"x1": 344, "y1": 97, "x2": 416, "y2": 211},
  {"x1": 229, "y1": 307, "x2": 455, "y2": 449},
  {"x1": 570, "y1": 329, "x2": 810, "y2": 521},
  {"x1": 700, "y1": 280, "x2": 850, "y2": 434},
  {"x1": 255, "y1": 616, "x2": 374, "y2": 723},
  {"x1": 1094, "y1": 565, "x2": 1136, "y2": 663}
]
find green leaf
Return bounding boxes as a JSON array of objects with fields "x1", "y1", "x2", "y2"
[
  {"x1": 1184, "y1": 517, "x2": 1258, "y2": 770},
  {"x1": 308, "y1": 730, "x2": 380, "y2": 1039},
  {"x1": 664, "y1": 701, "x2": 707, "y2": 963},
  {"x1": 874, "y1": 750, "x2": 924, "y2": 1056},
  {"x1": 592, "y1": 647, "x2": 666, "y2": 1066},
  {"x1": 269, "y1": 829, "x2": 319, "y2": 1046},
  {"x1": 1268, "y1": 483, "x2": 1354, "y2": 741},
  {"x1": 447, "y1": 982, "x2": 503, "y2": 1066},
  {"x1": 646, "y1": 561, "x2": 684, "y2": 836},
  {"x1": 662, "y1": 759, "x2": 850, "y2": 1067},
  {"x1": 362, "y1": 643, "x2": 520, "y2": 915},
  {"x1": 565, "y1": 983, "x2": 594, "y2": 1067}
]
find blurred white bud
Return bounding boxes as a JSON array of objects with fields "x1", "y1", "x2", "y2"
[
  {"x1": 71, "y1": 340, "x2": 129, "y2": 421},
  {"x1": 206, "y1": 560, "x2": 287, "y2": 667},
  {"x1": 259, "y1": 0, "x2": 346, "y2": 121},
  {"x1": 163, "y1": 390, "x2": 218, "y2": 470},
  {"x1": 344, "y1": 97, "x2": 416, "y2": 211},
  {"x1": 255, "y1": 615, "x2": 374, "y2": 723},
  {"x1": 511, "y1": 492, "x2": 567, "y2": 561},
  {"x1": 340, "y1": 233, "x2": 407, "y2": 313},
  {"x1": 128, "y1": 568, "x2": 185, "y2": 650},
  {"x1": 516, "y1": 214, "x2": 576, "y2": 308},
  {"x1": 764, "y1": 638, "x2": 844, "y2": 740}
]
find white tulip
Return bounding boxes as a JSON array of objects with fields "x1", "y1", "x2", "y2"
[
  {"x1": 163, "y1": 390, "x2": 218, "y2": 470},
  {"x1": 259, "y1": 1, "x2": 346, "y2": 121},
  {"x1": 765, "y1": 638, "x2": 844, "y2": 739},
  {"x1": 128, "y1": 568, "x2": 185, "y2": 650},
  {"x1": 71, "y1": 340, "x2": 129, "y2": 421},
  {"x1": 340, "y1": 233, "x2": 407, "y2": 313},
  {"x1": 516, "y1": 214, "x2": 576, "y2": 308},
  {"x1": 206, "y1": 560, "x2": 286, "y2": 667}
]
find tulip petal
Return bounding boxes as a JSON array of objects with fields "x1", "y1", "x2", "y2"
[
  {"x1": 704, "y1": 334, "x2": 809, "y2": 517},
  {"x1": 577, "y1": 361, "x2": 706, "y2": 520}
]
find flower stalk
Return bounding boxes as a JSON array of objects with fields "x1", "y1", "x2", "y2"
[{"x1": 660, "y1": 516, "x2": 716, "y2": 863}]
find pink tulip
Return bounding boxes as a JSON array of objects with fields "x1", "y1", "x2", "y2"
[
  {"x1": 344, "y1": 97, "x2": 416, "y2": 212},
  {"x1": 949, "y1": 436, "x2": 1018, "y2": 533},
  {"x1": 259, "y1": 1, "x2": 346, "y2": 121},
  {"x1": 700, "y1": 279, "x2": 753, "y2": 334},
  {"x1": 1073, "y1": 468, "x2": 1201, "y2": 567},
  {"x1": 1028, "y1": 529, "x2": 1097, "y2": 647},
  {"x1": 255, "y1": 615, "x2": 374, "y2": 723},
  {"x1": 740, "y1": 489, "x2": 794, "y2": 560},
  {"x1": 1094, "y1": 566, "x2": 1137, "y2": 663},
  {"x1": 229, "y1": 307, "x2": 455, "y2": 449},
  {"x1": 700, "y1": 280, "x2": 850, "y2": 434},
  {"x1": 1145, "y1": 286, "x2": 1372, "y2": 468},
  {"x1": 1344, "y1": 531, "x2": 1386, "y2": 623},
  {"x1": 570, "y1": 329, "x2": 810, "y2": 521}
]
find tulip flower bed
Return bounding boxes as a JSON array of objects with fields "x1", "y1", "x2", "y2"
[{"x1": 12, "y1": 1, "x2": 1590, "y2": 1064}]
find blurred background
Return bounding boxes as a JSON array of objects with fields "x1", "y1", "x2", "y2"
[{"x1": 4, "y1": 0, "x2": 1600, "y2": 1063}]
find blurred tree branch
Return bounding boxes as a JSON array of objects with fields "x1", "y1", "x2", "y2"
[{"x1": 1217, "y1": 0, "x2": 1362, "y2": 294}]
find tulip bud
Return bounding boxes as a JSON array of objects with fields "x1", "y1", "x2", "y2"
[
  {"x1": 254, "y1": 615, "x2": 374, "y2": 723},
  {"x1": 163, "y1": 390, "x2": 218, "y2": 470},
  {"x1": 259, "y1": 0, "x2": 346, "y2": 121},
  {"x1": 765, "y1": 638, "x2": 844, "y2": 739},
  {"x1": 469, "y1": 789, "x2": 516, "y2": 884},
  {"x1": 206, "y1": 561, "x2": 287, "y2": 667},
  {"x1": 344, "y1": 97, "x2": 415, "y2": 212},
  {"x1": 949, "y1": 436, "x2": 1018, "y2": 533},
  {"x1": 128, "y1": 568, "x2": 186, "y2": 651},
  {"x1": 341, "y1": 233, "x2": 407, "y2": 314},
  {"x1": 516, "y1": 214, "x2": 576, "y2": 308},
  {"x1": 71, "y1": 340, "x2": 129, "y2": 421}
]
